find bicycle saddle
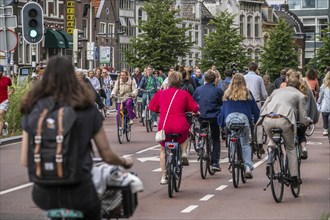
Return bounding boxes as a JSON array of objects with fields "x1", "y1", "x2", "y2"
[
  {"x1": 166, "y1": 133, "x2": 181, "y2": 139},
  {"x1": 229, "y1": 122, "x2": 245, "y2": 131},
  {"x1": 271, "y1": 128, "x2": 283, "y2": 134}
]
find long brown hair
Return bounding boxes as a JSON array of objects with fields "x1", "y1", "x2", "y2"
[
  {"x1": 20, "y1": 56, "x2": 95, "y2": 113},
  {"x1": 223, "y1": 73, "x2": 252, "y2": 101}
]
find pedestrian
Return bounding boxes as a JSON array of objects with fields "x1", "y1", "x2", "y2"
[
  {"x1": 0, "y1": 65, "x2": 14, "y2": 137},
  {"x1": 274, "y1": 67, "x2": 289, "y2": 89},
  {"x1": 263, "y1": 74, "x2": 275, "y2": 96},
  {"x1": 20, "y1": 56, "x2": 133, "y2": 220},
  {"x1": 87, "y1": 70, "x2": 101, "y2": 92},
  {"x1": 305, "y1": 68, "x2": 320, "y2": 100},
  {"x1": 218, "y1": 69, "x2": 234, "y2": 92},
  {"x1": 257, "y1": 69, "x2": 312, "y2": 188},
  {"x1": 148, "y1": 71, "x2": 199, "y2": 184},
  {"x1": 317, "y1": 71, "x2": 330, "y2": 136},
  {"x1": 193, "y1": 69, "x2": 223, "y2": 171},
  {"x1": 218, "y1": 73, "x2": 260, "y2": 178},
  {"x1": 244, "y1": 62, "x2": 268, "y2": 153}
]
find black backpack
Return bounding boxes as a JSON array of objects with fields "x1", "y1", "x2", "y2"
[{"x1": 26, "y1": 97, "x2": 82, "y2": 186}]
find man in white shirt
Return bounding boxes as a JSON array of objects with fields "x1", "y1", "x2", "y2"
[{"x1": 244, "y1": 62, "x2": 268, "y2": 153}]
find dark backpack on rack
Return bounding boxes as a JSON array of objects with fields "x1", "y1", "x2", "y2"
[{"x1": 26, "y1": 97, "x2": 82, "y2": 186}]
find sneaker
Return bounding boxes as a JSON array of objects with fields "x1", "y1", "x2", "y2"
[
  {"x1": 212, "y1": 163, "x2": 221, "y2": 172},
  {"x1": 291, "y1": 176, "x2": 302, "y2": 188},
  {"x1": 258, "y1": 144, "x2": 265, "y2": 154},
  {"x1": 129, "y1": 120, "x2": 134, "y2": 125},
  {"x1": 244, "y1": 166, "x2": 253, "y2": 179},
  {"x1": 160, "y1": 176, "x2": 168, "y2": 185},
  {"x1": 2, "y1": 122, "x2": 8, "y2": 136},
  {"x1": 300, "y1": 147, "x2": 308, "y2": 160},
  {"x1": 153, "y1": 121, "x2": 158, "y2": 127},
  {"x1": 323, "y1": 129, "x2": 328, "y2": 136},
  {"x1": 181, "y1": 153, "x2": 189, "y2": 166}
]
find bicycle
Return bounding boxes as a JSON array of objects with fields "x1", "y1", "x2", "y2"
[
  {"x1": 185, "y1": 112, "x2": 199, "y2": 156},
  {"x1": 198, "y1": 120, "x2": 216, "y2": 179},
  {"x1": 115, "y1": 97, "x2": 132, "y2": 144},
  {"x1": 164, "y1": 133, "x2": 183, "y2": 198},
  {"x1": 140, "y1": 89, "x2": 155, "y2": 132},
  {"x1": 264, "y1": 125, "x2": 302, "y2": 203},
  {"x1": 226, "y1": 120, "x2": 247, "y2": 188},
  {"x1": 250, "y1": 116, "x2": 264, "y2": 159}
]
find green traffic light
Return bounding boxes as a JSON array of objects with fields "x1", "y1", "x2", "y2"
[{"x1": 30, "y1": 29, "x2": 37, "y2": 38}]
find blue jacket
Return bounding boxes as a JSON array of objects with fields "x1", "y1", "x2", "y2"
[
  {"x1": 193, "y1": 83, "x2": 223, "y2": 119},
  {"x1": 217, "y1": 98, "x2": 260, "y2": 128}
]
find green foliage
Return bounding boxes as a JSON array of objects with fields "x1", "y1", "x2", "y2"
[
  {"x1": 200, "y1": 10, "x2": 250, "y2": 72},
  {"x1": 314, "y1": 23, "x2": 330, "y2": 79},
  {"x1": 260, "y1": 18, "x2": 299, "y2": 81},
  {"x1": 124, "y1": 0, "x2": 193, "y2": 70},
  {"x1": 4, "y1": 78, "x2": 31, "y2": 136}
]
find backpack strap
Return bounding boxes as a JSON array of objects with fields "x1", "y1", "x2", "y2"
[
  {"x1": 34, "y1": 108, "x2": 49, "y2": 177},
  {"x1": 56, "y1": 107, "x2": 65, "y2": 178}
]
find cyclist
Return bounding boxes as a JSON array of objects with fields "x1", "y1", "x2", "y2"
[
  {"x1": 257, "y1": 69, "x2": 312, "y2": 188},
  {"x1": 20, "y1": 56, "x2": 133, "y2": 220},
  {"x1": 138, "y1": 66, "x2": 160, "y2": 127},
  {"x1": 218, "y1": 73, "x2": 260, "y2": 178},
  {"x1": 149, "y1": 71, "x2": 199, "y2": 184},
  {"x1": 193, "y1": 69, "x2": 223, "y2": 171},
  {"x1": 0, "y1": 65, "x2": 14, "y2": 137},
  {"x1": 111, "y1": 69, "x2": 138, "y2": 125},
  {"x1": 244, "y1": 62, "x2": 268, "y2": 154}
]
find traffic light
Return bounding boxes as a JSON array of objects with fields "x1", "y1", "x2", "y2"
[{"x1": 21, "y1": 2, "x2": 44, "y2": 44}]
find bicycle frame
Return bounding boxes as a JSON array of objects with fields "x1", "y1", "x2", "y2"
[
  {"x1": 115, "y1": 97, "x2": 131, "y2": 144},
  {"x1": 198, "y1": 121, "x2": 215, "y2": 179}
]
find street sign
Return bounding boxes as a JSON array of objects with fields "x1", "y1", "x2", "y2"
[
  {"x1": 0, "y1": 15, "x2": 17, "y2": 28},
  {"x1": 0, "y1": 6, "x2": 13, "y2": 15},
  {"x1": 87, "y1": 51, "x2": 94, "y2": 61},
  {"x1": 99, "y1": 46, "x2": 110, "y2": 64},
  {"x1": 0, "y1": 29, "x2": 18, "y2": 52}
]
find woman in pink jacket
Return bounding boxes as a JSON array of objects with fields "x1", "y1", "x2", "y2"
[{"x1": 149, "y1": 71, "x2": 199, "y2": 185}]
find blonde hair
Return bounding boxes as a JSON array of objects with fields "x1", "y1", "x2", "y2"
[
  {"x1": 223, "y1": 73, "x2": 252, "y2": 101},
  {"x1": 286, "y1": 69, "x2": 301, "y2": 89},
  {"x1": 299, "y1": 78, "x2": 308, "y2": 96},
  {"x1": 168, "y1": 71, "x2": 182, "y2": 88},
  {"x1": 323, "y1": 71, "x2": 330, "y2": 88}
]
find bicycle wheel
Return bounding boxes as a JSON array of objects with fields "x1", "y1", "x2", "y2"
[
  {"x1": 231, "y1": 142, "x2": 240, "y2": 188},
  {"x1": 270, "y1": 149, "x2": 284, "y2": 203},
  {"x1": 149, "y1": 110, "x2": 154, "y2": 132},
  {"x1": 126, "y1": 120, "x2": 131, "y2": 142},
  {"x1": 199, "y1": 139, "x2": 208, "y2": 179},
  {"x1": 305, "y1": 124, "x2": 315, "y2": 137},
  {"x1": 291, "y1": 147, "x2": 301, "y2": 197},
  {"x1": 167, "y1": 162, "x2": 174, "y2": 198},
  {"x1": 174, "y1": 153, "x2": 182, "y2": 192},
  {"x1": 239, "y1": 143, "x2": 247, "y2": 184},
  {"x1": 207, "y1": 138, "x2": 215, "y2": 175},
  {"x1": 117, "y1": 115, "x2": 124, "y2": 144},
  {"x1": 146, "y1": 107, "x2": 151, "y2": 132}
]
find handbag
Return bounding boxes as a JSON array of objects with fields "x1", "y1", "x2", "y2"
[{"x1": 155, "y1": 90, "x2": 179, "y2": 142}]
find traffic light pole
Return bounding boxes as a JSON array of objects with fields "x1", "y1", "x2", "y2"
[{"x1": 31, "y1": 44, "x2": 36, "y2": 69}]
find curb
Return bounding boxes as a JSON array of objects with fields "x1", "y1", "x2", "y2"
[{"x1": 0, "y1": 135, "x2": 22, "y2": 146}]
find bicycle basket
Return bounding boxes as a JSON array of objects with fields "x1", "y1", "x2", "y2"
[{"x1": 101, "y1": 185, "x2": 138, "y2": 219}]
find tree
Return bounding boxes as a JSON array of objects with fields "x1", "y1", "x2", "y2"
[
  {"x1": 260, "y1": 18, "x2": 299, "y2": 80},
  {"x1": 200, "y1": 10, "x2": 250, "y2": 72},
  {"x1": 124, "y1": 0, "x2": 192, "y2": 70}
]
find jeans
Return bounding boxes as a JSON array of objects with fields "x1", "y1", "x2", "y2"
[
  {"x1": 32, "y1": 176, "x2": 101, "y2": 220},
  {"x1": 226, "y1": 112, "x2": 253, "y2": 170},
  {"x1": 200, "y1": 118, "x2": 221, "y2": 165},
  {"x1": 116, "y1": 98, "x2": 136, "y2": 120},
  {"x1": 322, "y1": 112, "x2": 330, "y2": 129},
  {"x1": 104, "y1": 88, "x2": 112, "y2": 108},
  {"x1": 142, "y1": 91, "x2": 157, "y2": 122}
]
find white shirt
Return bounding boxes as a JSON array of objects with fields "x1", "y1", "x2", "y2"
[
  {"x1": 244, "y1": 71, "x2": 268, "y2": 102},
  {"x1": 88, "y1": 77, "x2": 101, "y2": 91}
]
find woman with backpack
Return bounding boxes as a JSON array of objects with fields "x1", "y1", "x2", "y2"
[{"x1": 20, "y1": 56, "x2": 133, "y2": 220}]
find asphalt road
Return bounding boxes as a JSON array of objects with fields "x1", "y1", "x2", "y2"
[{"x1": 0, "y1": 112, "x2": 329, "y2": 220}]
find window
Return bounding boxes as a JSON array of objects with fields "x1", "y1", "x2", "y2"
[
  {"x1": 303, "y1": 0, "x2": 316, "y2": 8},
  {"x1": 129, "y1": 18, "x2": 135, "y2": 26},
  {"x1": 82, "y1": 19, "x2": 88, "y2": 39},
  {"x1": 247, "y1": 16, "x2": 252, "y2": 38},
  {"x1": 288, "y1": 0, "x2": 301, "y2": 9},
  {"x1": 195, "y1": 32, "x2": 199, "y2": 45},
  {"x1": 317, "y1": 0, "x2": 327, "y2": 8},
  {"x1": 100, "y1": 22, "x2": 106, "y2": 34},
  {"x1": 119, "y1": 17, "x2": 127, "y2": 27},
  {"x1": 255, "y1": 17, "x2": 260, "y2": 38},
  {"x1": 108, "y1": 23, "x2": 115, "y2": 35},
  {"x1": 303, "y1": 17, "x2": 329, "y2": 41},
  {"x1": 240, "y1": 15, "x2": 244, "y2": 36}
]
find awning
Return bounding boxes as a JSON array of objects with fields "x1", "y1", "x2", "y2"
[
  {"x1": 44, "y1": 30, "x2": 66, "y2": 49},
  {"x1": 57, "y1": 30, "x2": 73, "y2": 49}
]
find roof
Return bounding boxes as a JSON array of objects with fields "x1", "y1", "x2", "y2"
[{"x1": 274, "y1": 9, "x2": 304, "y2": 33}]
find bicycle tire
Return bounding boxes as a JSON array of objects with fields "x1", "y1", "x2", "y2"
[
  {"x1": 239, "y1": 142, "x2": 247, "y2": 184},
  {"x1": 291, "y1": 145, "x2": 301, "y2": 197},
  {"x1": 270, "y1": 149, "x2": 284, "y2": 203},
  {"x1": 149, "y1": 110, "x2": 154, "y2": 132},
  {"x1": 167, "y1": 162, "x2": 174, "y2": 198},
  {"x1": 231, "y1": 142, "x2": 240, "y2": 188},
  {"x1": 126, "y1": 120, "x2": 131, "y2": 142},
  {"x1": 174, "y1": 153, "x2": 182, "y2": 192},
  {"x1": 207, "y1": 137, "x2": 215, "y2": 175},
  {"x1": 199, "y1": 139, "x2": 208, "y2": 179},
  {"x1": 146, "y1": 107, "x2": 151, "y2": 132},
  {"x1": 305, "y1": 124, "x2": 315, "y2": 137},
  {"x1": 117, "y1": 115, "x2": 124, "y2": 144}
]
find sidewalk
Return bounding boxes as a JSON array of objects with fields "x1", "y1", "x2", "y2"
[{"x1": 0, "y1": 135, "x2": 22, "y2": 146}]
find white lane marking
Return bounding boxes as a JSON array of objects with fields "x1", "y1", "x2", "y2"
[
  {"x1": 153, "y1": 168, "x2": 161, "y2": 172},
  {"x1": 307, "y1": 141, "x2": 323, "y2": 145},
  {"x1": 0, "y1": 183, "x2": 33, "y2": 196},
  {"x1": 200, "y1": 194, "x2": 214, "y2": 201},
  {"x1": 137, "y1": 156, "x2": 160, "y2": 162},
  {"x1": 181, "y1": 205, "x2": 198, "y2": 213},
  {"x1": 216, "y1": 185, "x2": 228, "y2": 191},
  {"x1": 136, "y1": 145, "x2": 160, "y2": 154},
  {"x1": 253, "y1": 155, "x2": 268, "y2": 168}
]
